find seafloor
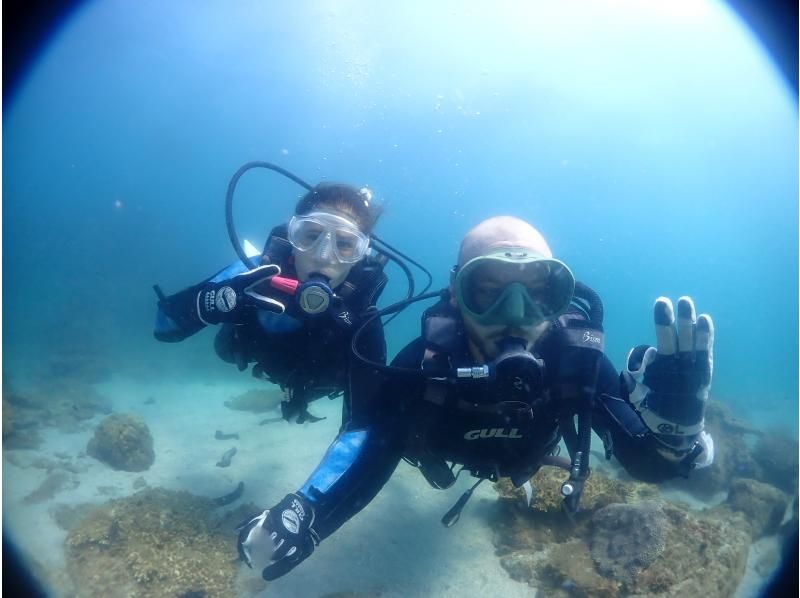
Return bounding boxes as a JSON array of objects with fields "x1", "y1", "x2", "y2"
[{"x1": 2, "y1": 349, "x2": 796, "y2": 598}]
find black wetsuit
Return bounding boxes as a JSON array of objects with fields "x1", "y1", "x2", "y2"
[
  {"x1": 295, "y1": 298, "x2": 687, "y2": 540},
  {"x1": 154, "y1": 256, "x2": 387, "y2": 421}
]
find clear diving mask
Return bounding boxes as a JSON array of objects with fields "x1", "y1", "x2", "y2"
[
  {"x1": 453, "y1": 248, "x2": 575, "y2": 327},
  {"x1": 287, "y1": 211, "x2": 370, "y2": 264}
]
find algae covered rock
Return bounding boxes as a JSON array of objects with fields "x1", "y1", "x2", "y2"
[
  {"x1": 753, "y1": 432, "x2": 799, "y2": 494},
  {"x1": 65, "y1": 487, "x2": 250, "y2": 597},
  {"x1": 725, "y1": 478, "x2": 789, "y2": 538},
  {"x1": 492, "y1": 469, "x2": 752, "y2": 597},
  {"x1": 223, "y1": 388, "x2": 284, "y2": 413},
  {"x1": 87, "y1": 413, "x2": 155, "y2": 472},
  {"x1": 590, "y1": 501, "x2": 667, "y2": 584},
  {"x1": 495, "y1": 466, "x2": 659, "y2": 515},
  {"x1": 663, "y1": 400, "x2": 763, "y2": 498}
]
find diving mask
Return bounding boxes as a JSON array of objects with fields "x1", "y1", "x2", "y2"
[
  {"x1": 287, "y1": 211, "x2": 370, "y2": 264},
  {"x1": 453, "y1": 248, "x2": 575, "y2": 327}
]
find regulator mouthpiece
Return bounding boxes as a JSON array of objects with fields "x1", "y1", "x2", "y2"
[{"x1": 298, "y1": 277, "x2": 333, "y2": 315}]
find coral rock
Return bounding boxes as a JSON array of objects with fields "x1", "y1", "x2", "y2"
[
  {"x1": 726, "y1": 478, "x2": 789, "y2": 538},
  {"x1": 223, "y1": 388, "x2": 284, "y2": 413},
  {"x1": 753, "y1": 432, "x2": 799, "y2": 494},
  {"x1": 65, "y1": 488, "x2": 249, "y2": 597},
  {"x1": 87, "y1": 414, "x2": 155, "y2": 472},
  {"x1": 590, "y1": 501, "x2": 667, "y2": 584}
]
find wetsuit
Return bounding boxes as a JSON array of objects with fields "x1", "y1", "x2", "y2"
[
  {"x1": 153, "y1": 255, "x2": 387, "y2": 421},
  {"x1": 294, "y1": 297, "x2": 690, "y2": 540}
]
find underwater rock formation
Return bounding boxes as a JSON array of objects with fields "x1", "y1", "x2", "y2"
[
  {"x1": 661, "y1": 400, "x2": 764, "y2": 498},
  {"x1": 590, "y1": 501, "x2": 667, "y2": 584},
  {"x1": 3, "y1": 376, "x2": 113, "y2": 446},
  {"x1": 87, "y1": 413, "x2": 155, "y2": 472},
  {"x1": 25, "y1": 471, "x2": 80, "y2": 503},
  {"x1": 495, "y1": 465, "x2": 660, "y2": 515},
  {"x1": 753, "y1": 432, "x2": 799, "y2": 494},
  {"x1": 492, "y1": 468, "x2": 752, "y2": 597},
  {"x1": 223, "y1": 388, "x2": 284, "y2": 413},
  {"x1": 723, "y1": 478, "x2": 789, "y2": 538},
  {"x1": 65, "y1": 487, "x2": 252, "y2": 597}
]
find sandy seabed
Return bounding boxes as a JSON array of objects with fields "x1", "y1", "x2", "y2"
[{"x1": 3, "y1": 374, "x2": 779, "y2": 597}]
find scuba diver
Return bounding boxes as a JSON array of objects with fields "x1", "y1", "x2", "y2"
[
  {"x1": 236, "y1": 215, "x2": 716, "y2": 581},
  {"x1": 153, "y1": 166, "x2": 398, "y2": 424}
]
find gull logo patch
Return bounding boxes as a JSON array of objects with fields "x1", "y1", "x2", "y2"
[{"x1": 464, "y1": 427, "x2": 524, "y2": 440}]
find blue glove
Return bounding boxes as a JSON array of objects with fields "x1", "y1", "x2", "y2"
[
  {"x1": 623, "y1": 296, "x2": 714, "y2": 467},
  {"x1": 236, "y1": 493, "x2": 320, "y2": 581},
  {"x1": 197, "y1": 264, "x2": 284, "y2": 325}
]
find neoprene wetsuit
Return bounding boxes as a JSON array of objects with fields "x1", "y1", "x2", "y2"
[
  {"x1": 153, "y1": 257, "x2": 387, "y2": 420},
  {"x1": 293, "y1": 297, "x2": 692, "y2": 540}
]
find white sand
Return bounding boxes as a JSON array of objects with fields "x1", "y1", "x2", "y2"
[
  {"x1": 3, "y1": 374, "x2": 785, "y2": 597},
  {"x1": 3, "y1": 375, "x2": 533, "y2": 597}
]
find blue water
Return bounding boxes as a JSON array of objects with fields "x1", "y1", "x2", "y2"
[{"x1": 2, "y1": 2, "x2": 797, "y2": 592}]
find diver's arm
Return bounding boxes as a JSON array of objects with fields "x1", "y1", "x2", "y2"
[
  {"x1": 153, "y1": 280, "x2": 208, "y2": 342},
  {"x1": 238, "y1": 339, "x2": 420, "y2": 580},
  {"x1": 591, "y1": 358, "x2": 689, "y2": 482},
  {"x1": 237, "y1": 410, "x2": 406, "y2": 580},
  {"x1": 594, "y1": 297, "x2": 715, "y2": 482},
  {"x1": 153, "y1": 261, "x2": 282, "y2": 342},
  {"x1": 342, "y1": 312, "x2": 388, "y2": 427},
  {"x1": 297, "y1": 339, "x2": 418, "y2": 539}
]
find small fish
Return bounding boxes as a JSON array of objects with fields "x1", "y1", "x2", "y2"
[
  {"x1": 216, "y1": 447, "x2": 237, "y2": 468},
  {"x1": 215, "y1": 430, "x2": 239, "y2": 440}
]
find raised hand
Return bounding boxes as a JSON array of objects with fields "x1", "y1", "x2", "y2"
[{"x1": 623, "y1": 296, "x2": 715, "y2": 467}]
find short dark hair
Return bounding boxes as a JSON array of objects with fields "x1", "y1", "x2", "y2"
[{"x1": 294, "y1": 183, "x2": 382, "y2": 234}]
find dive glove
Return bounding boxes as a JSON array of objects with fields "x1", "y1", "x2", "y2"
[
  {"x1": 623, "y1": 296, "x2": 714, "y2": 467},
  {"x1": 236, "y1": 493, "x2": 320, "y2": 581},
  {"x1": 197, "y1": 264, "x2": 284, "y2": 325}
]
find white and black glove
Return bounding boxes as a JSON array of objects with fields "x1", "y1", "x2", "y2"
[
  {"x1": 623, "y1": 296, "x2": 715, "y2": 468},
  {"x1": 236, "y1": 493, "x2": 320, "y2": 581},
  {"x1": 197, "y1": 264, "x2": 284, "y2": 325}
]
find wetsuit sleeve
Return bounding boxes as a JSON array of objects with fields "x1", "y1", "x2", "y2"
[
  {"x1": 295, "y1": 338, "x2": 422, "y2": 541},
  {"x1": 342, "y1": 313, "x2": 388, "y2": 427},
  {"x1": 153, "y1": 281, "x2": 207, "y2": 342},
  {"x1": 590, "y1": 355, "x2": 688, "y2": 483},
  {"x1": 153, "y1": 261, "x2": 252, "y2": 342}
]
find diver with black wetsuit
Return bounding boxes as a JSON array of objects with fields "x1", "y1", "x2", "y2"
[
  {"x1": 236, "y1": 215, "x2": 716, "y2": 581},
  {"x1": 153, "y1": 178, "x2": 392, "y2": 423}
]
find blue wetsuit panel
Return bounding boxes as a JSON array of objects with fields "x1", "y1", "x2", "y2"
[
  {"x1": 257, "y1": 309, "x2": 303, "y2": 334},
  {"x1": 299, "y1": 430, "x2": 368, "y2": 499}
]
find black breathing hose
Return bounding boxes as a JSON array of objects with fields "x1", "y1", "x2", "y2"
[
  {"x1": 224, "y1": 160, "x2": 432, "y2": 314},
  {"x1": 225, "y1": 161, "x2": 313, "y2": 270}
]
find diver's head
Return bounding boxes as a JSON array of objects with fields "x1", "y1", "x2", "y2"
[
  {"x1": 289, "y1": 183, "x2": 382, "y2": 288},
  {"x1": 451, "y1": 216, "x2": 575, "y2": 361}
]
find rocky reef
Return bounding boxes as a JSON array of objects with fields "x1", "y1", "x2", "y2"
[
  {"x1": 3, "y1": 376, "x2": 113, "y2": 449},
  {"x1": 65, "y1": 487, "x2": 253, "y2": 597},
  {"x1": 753, "y1": 432, "x2": 799, "y2": 494},
  {"x1": 87, "y1": 413, "x2": 155, "y2": 472},
  {"x1": 223, "y1": 387, "x2": 284, "y2": 413},
  {"x1": 590, "y1": 501, "x2": 667, "y2": 584},
  {"x1": 491, "y1": 465, "x2": 776, "y2": 597},
  {"x1": 661, "y1": 400, "x2": 798, "y2": 499}
]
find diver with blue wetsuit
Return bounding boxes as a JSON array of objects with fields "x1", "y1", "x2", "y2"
[
  {"x1": 154, "y1": 180, "x2": 391, "y2": 423},
  {"x1": 236, "y1": 215, "x2": 716, "y2": 581}
]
